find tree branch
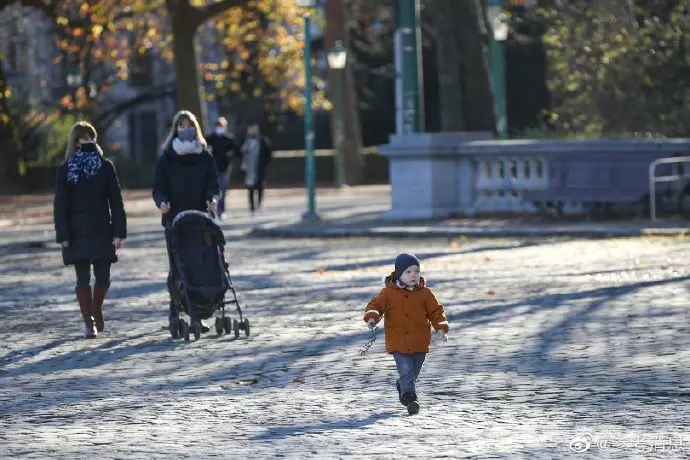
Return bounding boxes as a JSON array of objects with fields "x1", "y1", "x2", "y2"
[
  {"x1": 94, "y1": 84, "x2": 176, "y2": 130},
  {"x1": 198, "y1": 0, "x2": 249, "y2": 22},
  {"x1": 9, "y1": 0, "x2": 58, "y2": 18}
]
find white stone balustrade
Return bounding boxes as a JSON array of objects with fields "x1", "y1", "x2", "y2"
[{"x1": 379, "y1": 133, "x2": 690, "y2": 220}]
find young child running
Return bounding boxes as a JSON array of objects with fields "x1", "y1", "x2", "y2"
[{"x1": 363, "y1": 253, "x2": 449, "y2": 415}]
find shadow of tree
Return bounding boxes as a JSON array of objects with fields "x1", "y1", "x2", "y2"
[{"x1": 249, "y1": 411, "x2": 398, "y2": 441}]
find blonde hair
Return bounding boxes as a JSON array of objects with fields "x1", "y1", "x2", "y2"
[
  {"x1": 162, "y1": 110, "x2": 207, "y2": 151},
  {"x1": 65, "y1": 121, "x2": 98, "y2": 160}
]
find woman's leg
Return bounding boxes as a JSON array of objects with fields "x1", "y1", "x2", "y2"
[
  {"x1": 74, "y1": 261, "x2": 91, "y2": 289},
  {"x1": 73, "y1": 261, "x2": 96, "y2": 337},
  {"x1": 257, "y1": 182, "x2": 264, "y2": 209},
  {"x1": 92, "y1": 261, "x2": 111, "y2": 332},
  {"x1": 248, "y1": 187, "x2": 256, "y2": 212}
]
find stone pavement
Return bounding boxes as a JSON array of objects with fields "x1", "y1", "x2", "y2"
[
  {"x1": 2, "y1": 186, "x2": 690, "y2": 250},
  {"x1": 1, "y1": 188, "x2": 690, "y2": 458}
]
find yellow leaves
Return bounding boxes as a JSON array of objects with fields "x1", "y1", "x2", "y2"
[
  {"x1": 59, "y1": 94, "x2": 72, "y2": 109},
  {"x1": 0, "y1": 113, "x2": 9, "y2": 124},
  {"x1": 57, "y1": 17, "x2": 69, "y2": 26},
  {"x1": 92, "y1": 24, "x2": 104, "y2": 38},
  {"x1": 3, "y1": 88, "x2": 11, "y2": 99}
]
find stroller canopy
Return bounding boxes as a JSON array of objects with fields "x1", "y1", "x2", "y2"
[{"x1": 171, "y1": 210, "x2": 225, "y2": 247}]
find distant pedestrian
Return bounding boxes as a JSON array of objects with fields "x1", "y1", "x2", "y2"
[
  {"x1": 53, "y1": 121, "x2": 127, "y2": 338},
  {"x1": 239, "y1": 122, "x2": 272, "y2": 216},
  {"x1": 363, "y1": 253, "x2": 449, "y2": 415},
  {"x1": 206, "y1": 116, "x2": 239, "y2": 220}
]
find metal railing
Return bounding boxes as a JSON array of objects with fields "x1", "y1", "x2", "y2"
[{"x1": 648, "y1": 156, "x2": 690, "y2": 221}]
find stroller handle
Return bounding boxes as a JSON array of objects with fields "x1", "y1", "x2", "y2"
[{"x1": 164, "y1": 209, "x2": 217, "y2": 230}]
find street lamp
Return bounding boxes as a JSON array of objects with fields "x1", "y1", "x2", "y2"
[
  {"x1": 487, "y1": 0, "x2": 508, "y2": 137},
  {"x1": 327, "y1": 40, "x2": 347, "y2": 189},
  {"x1": 297, "y1": 0, "x2": 320, "y2": 222}
]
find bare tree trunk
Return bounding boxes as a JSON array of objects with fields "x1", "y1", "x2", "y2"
[
  {"x1": 0, "y1": 56, "x2": 22, "y2": 192},
  {"x1": 170, "y1": 1, "x2": 209, "y2": 132},
  {"x1": 429, "y1": 0, "x2": 465, "y2": 131},
  {"x1": 326, "y1": 0, "x2": 364, "y2": 185},
  {"x1": 457, "y1": 0, "x2": 495, "y2": 131}
]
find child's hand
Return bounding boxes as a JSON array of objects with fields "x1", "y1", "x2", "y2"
[
  {"x1": 437, "y1": 330, "x2": 448, "y2": 343},
  {"x1": 113, "y1": 238, "x2": 122, "y2": 250},
  {"x1": 60, "y1": 241, "x2": 69, "y2": 248},
  {"x1": 367, "y1": 318, "x2": 377, "y2": 330},
  {"x1": 159, "y1": 202, "x2": 171, "y2": 214}
]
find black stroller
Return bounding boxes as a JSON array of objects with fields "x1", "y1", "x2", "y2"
[{"x1": 165, "y1": 210, "x2": 249, "y2": 341}]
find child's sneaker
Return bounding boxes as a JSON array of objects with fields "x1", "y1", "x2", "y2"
[
  {"x1": 402, "y1": 390, "x2": 419, "y2": 414},
  {"x1": 396, "y1": 381, "x2": 406, "y2": 406},
  {"x1": 407, "y1": 400, "x2": 420, "y2": 415}
]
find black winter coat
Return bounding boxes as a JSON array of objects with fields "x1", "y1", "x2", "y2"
[
  {"x1": 152, "y1": 146, "x2": 221, "y2": 225},
  {"x1": 206, "y1": 132, "x2": 239, "y2": 172},
  {"x1": 53, "y1": 150, "x2": 127, "y2": 266}
]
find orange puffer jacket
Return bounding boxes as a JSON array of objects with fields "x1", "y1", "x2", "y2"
[{"x1": 363, "y1": 273, "x2": 449, "y2": 354}]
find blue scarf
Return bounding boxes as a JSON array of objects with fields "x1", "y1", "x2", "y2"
[{"x1": 67, "y1": 143, "x2": 103, "y2": 184}]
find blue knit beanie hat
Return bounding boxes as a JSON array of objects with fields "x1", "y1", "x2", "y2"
[{"x1": 395, "y1": 253, "x2": 420, "y2": 278}]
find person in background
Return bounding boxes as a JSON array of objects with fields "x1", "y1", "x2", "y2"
[
  {"x1": 239, "y1": 122, "x2": 273, "y2": 216},
  {"x1": 205, "y1": 116, "x2": 239, "y2": 220}
]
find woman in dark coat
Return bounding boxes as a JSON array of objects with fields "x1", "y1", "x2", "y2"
[
  {"x1": 152, "y1": 110, "x2": 220, "y2": 332},
  {"x1": 53, "y1": 121, "x2": 127, "y2": 338}
]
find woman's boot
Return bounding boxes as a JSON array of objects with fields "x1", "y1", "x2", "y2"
[
  {"x1": 92, "y1": 284, "x2": 109, "y2": 332},
  {"x1": 76, "y1": 287, "x2": 97, "y2": 338}
]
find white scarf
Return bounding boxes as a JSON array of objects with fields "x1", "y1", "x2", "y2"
[{"x1": 172, "y1": 138, "x2": 203, "y2": 155}]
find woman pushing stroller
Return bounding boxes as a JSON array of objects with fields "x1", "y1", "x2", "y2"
[{"x1": 152, "y1": 110, "x2": 221, "y2": 332}]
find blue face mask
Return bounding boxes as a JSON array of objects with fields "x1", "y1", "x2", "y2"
[{"x1": 177, "y1": 127, "x2": 196, "y2": 142}]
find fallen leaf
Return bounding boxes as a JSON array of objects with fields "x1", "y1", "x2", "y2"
[
  {"x1": 83, "y1": 345, "x2": 94, "y2": 350},
  {"x1": 487, "y1": 290, "x2": 495, "y2": 296},
  {"x1": 450, "y1": 241, "x2": 458, "y2": 249},
  {"x1": 317, "y1": 268, "x2": 325, "y2": 275},
  {"x1": 484, "y1": 257, "x2": 492, "y2": 263}
]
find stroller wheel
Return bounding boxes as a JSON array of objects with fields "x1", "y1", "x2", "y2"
[
  {"x1": 243, "y1": 318, "x2": 250, "y2": 337},
  {"x1": 223, "y1": 317, "x2": 232, "y2": 335},
  {"x1": 182, "y1": 321, "x2": 190, "y2": 342},
  {"x1": 169, "y1": 318, "x2": 180, "y2": 339},
  {"x1": 215, "y1": 317, "x2": 224, "y2": 336},
  {"x1": 192, "y1": 322, "x2": 201, "y2": 341},
  {"x1": 233, "y1": 319, "x2": 240, "y2": 339}
]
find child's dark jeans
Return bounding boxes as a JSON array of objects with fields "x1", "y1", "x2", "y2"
[{"x1": 393, "y1": 352, "x2": 427, "y2": 396}]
